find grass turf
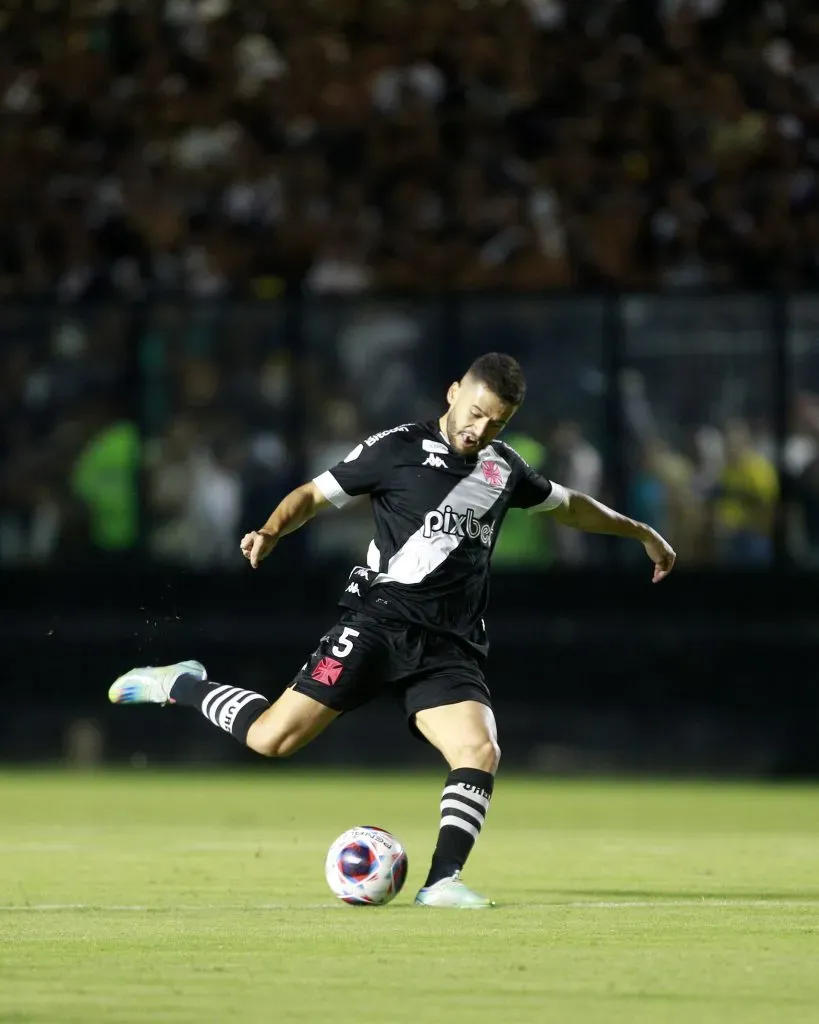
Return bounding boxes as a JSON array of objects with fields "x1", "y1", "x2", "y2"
[{"x1": 1, "y1": 770, "x2": 818, "y2": 1023}]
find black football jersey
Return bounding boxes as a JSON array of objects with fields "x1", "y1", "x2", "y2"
[{"x1": 313, "y1": 420, "x2": 564, "y2": 655}]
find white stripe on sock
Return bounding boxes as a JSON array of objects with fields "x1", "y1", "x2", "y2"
[
  {"x1": 441, "y1": 783, "x2": 491, "y2": 812},
  {"x1": 205, "y1": 687, "x2": 240, "y2": 726},
  {"x1": 215, "y1": 691, "x2": 265, "y2": 733},
  {"x1": 439, "y1": 799, "x2": 484, "y2": 828},
  {"x1": 201, "y1": 685, "x2": 234, "y2": 720},
  {"x1": 229, "y1": 691, "x2": 265, "y2": 716},
  {"x1": 439, "y1": 815, "x2": 480, "y2": 840}
]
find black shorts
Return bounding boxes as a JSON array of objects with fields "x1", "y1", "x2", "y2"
[{"x1": 290, "y1": 610, "x2": 492, "y2": 741}]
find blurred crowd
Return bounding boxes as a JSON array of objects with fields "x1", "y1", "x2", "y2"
[
  {"x1": 2, "y1": 0, "x2": 819, "y2": 298},
  {"x1": 4, "y1": 0, "x2": 819, "y2": 569},
  {"x1": 3, "y1": 296, "x2": 819, "y2": 570}
]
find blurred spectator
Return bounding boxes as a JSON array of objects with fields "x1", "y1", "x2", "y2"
[
  {"x1": 785, "y1": 394, "x2": 819, "y2": 561},
  {"x1": 147, "y1": 415, "x2": 246, "y2": 567},
  {"x1": 304, "y1": 223, "x2": 373, "y2": 296},
  {"x1": 333, "y1": 304, "x2": 426, "y2": 425},
  {"x1": 630, "y1": 436, "x2": 702, "y2": 561},
  {"x1": 492, "y1": 431, "x2": 553, "y2": 567},
  {"x1": 710, "y1": 419, "x2": 779, "y2": 564},
  {"x1": 305, "y1": 398, "x2": 373, "y2": 560},
  {"x1": 70, "y1": 390, "x2": 140, "y2": 557},
  {"x1": 547, "y1": 421, "x2": 604, "y2": 564}
]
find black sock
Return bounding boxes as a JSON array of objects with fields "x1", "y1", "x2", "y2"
[
  {"x1": 170, "y1": 672, "x2": 270, "y2": 744},
  {"x1": 424, "y1": 767, "x2": 495, "y2": 887}
]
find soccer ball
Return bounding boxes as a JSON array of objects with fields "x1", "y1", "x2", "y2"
[{"x1": 325, "y1": 826, "x2": 409, "y2": 906}]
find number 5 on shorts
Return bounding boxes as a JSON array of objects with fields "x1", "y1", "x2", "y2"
[{"x1": 331, "y1": 627, "x2": 360, "y2": 658}]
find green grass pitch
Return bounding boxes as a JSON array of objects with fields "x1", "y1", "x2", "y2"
[{"x1": 1, "y1": 770, "x2": 818, "y2": 1023}]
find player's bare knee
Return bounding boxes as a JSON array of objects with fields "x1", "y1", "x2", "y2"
[{"x1": 451, "y1": 737, "x2": 500, "y2": 773}]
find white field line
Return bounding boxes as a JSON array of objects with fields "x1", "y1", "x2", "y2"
[
  {"x1": 1, "y1": 898, "x2": 818, "y2": 912},
  {"x1": 0, "y1": 903, "x2": 338, "y2": 912},
  {"x1": 0, "y1": 842, "x2": 325, "y2": 853}
]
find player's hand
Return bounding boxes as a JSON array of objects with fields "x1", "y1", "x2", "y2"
[
  {"x1": 641, "y1": 528, "x2": 676, "y2": 583},
  {"x1": 240, "y1": 530, "x2": 278, "y2": 569}
]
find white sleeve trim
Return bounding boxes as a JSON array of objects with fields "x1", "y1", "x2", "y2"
[
  {"x1": 313, "y1": 471, "x2": 353, "y2": 509},
  {"x1": 527, "y1": 481, "x2": 568, "y2": 514}
]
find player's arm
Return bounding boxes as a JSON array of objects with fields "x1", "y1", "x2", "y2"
[
  {"x1": 241, "y1": 481, "x2": 330, "y2": 568},
  {"x1": 546, "y1": 487, "x2": 674, "y2": 581},
  {"x1": 547, "y1": 486, "x2": 647, "y2": 538},
  {"x1": 241, "y1": 433, "x2": 391, "y2": 569},
  {"x1": 504, "y1": 445, "x2": 676, "y2": 582}
]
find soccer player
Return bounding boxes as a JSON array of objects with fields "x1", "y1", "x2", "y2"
[{"x1": 109, "y1": 353, "x2": 675, "y2": 908}]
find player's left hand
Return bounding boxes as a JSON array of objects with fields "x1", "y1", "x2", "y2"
[
  {"x1": 642, "y1": 528, "x2": 676, "y2": 583},
  {"x1": 240, "y1": 530, "x2": 278, "y2": 569}
]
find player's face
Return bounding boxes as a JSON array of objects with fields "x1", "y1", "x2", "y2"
[{"x1": 442, "y1": 378, "x2": 517, "y2": 455}]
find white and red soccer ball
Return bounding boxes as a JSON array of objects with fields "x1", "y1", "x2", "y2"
[{"x1": 325, "y1": 826, "x2": 409, "y2": 905}]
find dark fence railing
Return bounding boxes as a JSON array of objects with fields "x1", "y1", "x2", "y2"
[{"x1": 2, "y1": 293, "x2": 817, "y2": 572}]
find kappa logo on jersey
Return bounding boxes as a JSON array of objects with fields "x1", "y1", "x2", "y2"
[
  {"x1": 312, "y1": 657, "x2": 344, "y2": 686},
  {"x1": 345, "y1": 582, "x2": 361, "y2": 596},
  {"x1": 481, "y1": 460, "x2": 503, "y2": 487},
  {"x1": 422, "y1": 505, "x2": 494, "y2": 546},
  {"x1": 353, "y1": 568, "x2": 370, "y2": 579},
  {"x1": 422, "y1": 453, "x2": 448, "y2": 469}
]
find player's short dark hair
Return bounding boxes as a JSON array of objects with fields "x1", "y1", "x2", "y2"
[{"x1": 465, "y1": 353, "x2": 526, "y2": 406}]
